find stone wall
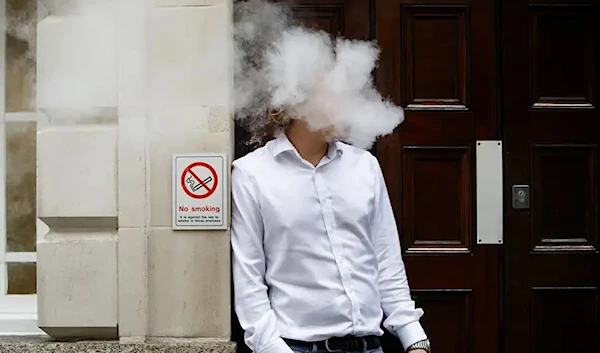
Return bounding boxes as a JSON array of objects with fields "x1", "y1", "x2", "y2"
[{"x1": 33, "y1": 0, "x2": 234, "y2": 343}]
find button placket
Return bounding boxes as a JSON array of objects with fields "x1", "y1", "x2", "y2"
[{"x1": 314, "y1": 171, "x2": 361, "y2": 331}]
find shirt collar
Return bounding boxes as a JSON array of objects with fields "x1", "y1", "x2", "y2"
[{"x1": 270, "y1": 132, "x2": 343, "y2": 160}]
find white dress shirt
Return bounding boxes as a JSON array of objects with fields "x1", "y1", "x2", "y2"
[{"x1": 231, "y1": 133, "x2": 427, "y2": 353}]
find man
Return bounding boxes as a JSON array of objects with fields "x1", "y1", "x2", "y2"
[{"x1": 231, "y1": 118, "x2": 430, "y2": 353}]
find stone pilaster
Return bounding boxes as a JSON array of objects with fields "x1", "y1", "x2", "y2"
[
  {"x1": 146, "y1": 0, "x2": 233, "y2": 338},
  {"x1": 116, "y1": 0, "x2": 150, "y2": 341},
  {"x1": 36, "y1": 2, "x2": 119, "y2": 339}
]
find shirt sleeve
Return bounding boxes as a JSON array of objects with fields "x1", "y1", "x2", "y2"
[
  {"x1": 231, "y1": 165, "x2": 293, "y2": 353},
  {"x1": 370, "y1": 156, "x2": 428, "y2": 350}
]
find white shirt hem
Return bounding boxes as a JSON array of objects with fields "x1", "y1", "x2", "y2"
[{"x1": 256, "y1": 337, "x2": 294, "y2": 353}]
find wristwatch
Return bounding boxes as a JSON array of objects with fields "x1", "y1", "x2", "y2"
[{"x1": 407, "y1": 339, "x2": 431, "y2": 352}]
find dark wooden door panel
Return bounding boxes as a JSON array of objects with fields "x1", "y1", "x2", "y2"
[
  {"x1": 503, "y1": 0, "x2": 600, "y2": 352},
  {"x1": 401, "y1": 5, "x2": 470, "y2": 110},
  {"x1": 531, "y1": 145, "x2": 598, "y2": 252},
  {"x1": 414, "y1": 290, "x2": 472, "y2": 353},
  {"x1": 376, "y1": 0, "x2": 499, "y2": 353},
  {"x1": 530, "y1": 287, "x2": 599, "y2": 353},
  {"x1": 403, "y1": 146, "x2": 472, "y2": 253}
]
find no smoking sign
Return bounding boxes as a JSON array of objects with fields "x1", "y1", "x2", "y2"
[{"x1": 172, "y1": 154, "x2": 227, "y2": 230}]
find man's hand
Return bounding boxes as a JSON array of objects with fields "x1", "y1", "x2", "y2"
[{"x1": 407, "y1": 350, "x2": 427, "y2": 353}]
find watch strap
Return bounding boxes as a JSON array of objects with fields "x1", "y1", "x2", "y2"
[{"x1": 406, "y1": 339, "x2": 431, "y2": 352}]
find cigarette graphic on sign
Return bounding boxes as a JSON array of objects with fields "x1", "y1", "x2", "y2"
[{"x1": 186, "y1": 175, "x2": 212, "y2": 192}]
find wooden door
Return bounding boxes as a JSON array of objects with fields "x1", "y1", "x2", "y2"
[
  {"x1": 502, "y1": 0, "x2": 600, "y2": 352},
  {"x1": 375, "y1": 1, "x2": 500, "y2": 353}
]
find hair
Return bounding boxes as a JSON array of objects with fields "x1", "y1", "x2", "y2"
[
  {"x1": 264, "y1": 108, "x2": 294, "y2": 142},
  {"x1": 238, "y1": 107, "x2": 294, "y2": 148},
  {"x1": 268, "y1": 107, "x2": 293, "y2": 128}
]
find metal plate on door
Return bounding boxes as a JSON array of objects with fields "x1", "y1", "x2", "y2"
[
  {"x1": 476, "y1": 141, "x2": 503, "y2": 244},
  {"x1": 512, "y1": 185, "x2": 530, "y2": 209}
]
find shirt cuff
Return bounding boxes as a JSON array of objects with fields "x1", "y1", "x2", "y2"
[
  {"x1": 396, "y1": 321, "x2": 428, "y2": 350},
  {"x1": 257, "y1": 337, "x2": 294, "y2": 353}
]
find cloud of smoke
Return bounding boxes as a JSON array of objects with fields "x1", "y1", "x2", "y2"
[
  {"x1": 36, "y1": 0, "x2": 120, "y2": 121},
  {"x1": 5, "y1": 0, "x2": 145, "y2": 123},
  {"x1": 234, "y1": 0, "x2": 404, "y2": 149}
]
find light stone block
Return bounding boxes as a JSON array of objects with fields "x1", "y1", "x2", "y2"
[
  {"x1": 149, "y1": 5, "x2": 232, "y2": 108},
  {"x1": 37, "y1": 234, "x2": 118, "y2": 328},
  {"x1": 117, "y1": 0, "x2": 149, "y2": 118},
  {"x1": 154, "y1": 0, "x2": 230, "y2": 7},
  {"x1": 150, "y1": 106, "x2": 210, "y2": 134},
  {"x1": 118, "y1": 117, "x2": 146, "y2": 227},
  {"x1": 150, "y1": 129, "x2": 232, "y2": 226},
  {"x1": 37, "y1": 13, "x2": 118, "y2": 116},
  {"x1": 118, "y1": 228, "x2": 148, "y2": 337},
  {"x1": 208, "y1": 106, "x2": 232, "y2": 133},
  {"x1": 148, "y1": 228, "x2": 230, "y2": 337},
  {"x1": 38, "y1": 0, "x2": 50, "y2": 22},
  {"x1": 38, "y1": 1, "x2": 81, "y2": 16},
  {"x1": 37, "y1": 125, "x2": 117, "y2": 222}
]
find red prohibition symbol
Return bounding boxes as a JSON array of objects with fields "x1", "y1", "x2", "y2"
[{"x1": 181, "y1": 162, "x2": 218, "y2": 199}]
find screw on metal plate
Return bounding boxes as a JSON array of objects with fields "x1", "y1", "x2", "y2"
[{"x1": 512, "y1": 185, "x2": 530, "y2": 209}]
